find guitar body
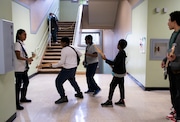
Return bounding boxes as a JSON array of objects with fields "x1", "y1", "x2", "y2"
[
  {"x1": 163, "y1": 43, "x2": 176, "y2": 80},
  {"x1": 164, "y1": 67, "x2": 167, "y2": 80}
]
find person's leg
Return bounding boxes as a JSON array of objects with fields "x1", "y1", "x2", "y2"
[
  {"x1": 87, "y1": 63, "x2": 101, "y2": 94},
  {"x1": 101, "y1": 77, "x2": 118, "y2": 107},
  {"x1": 55, "y1": 69, "x2": 68, "y2": 98},
  {"x1": 167, "y1": 71, "x2": 177, "y2": 118},
  {"x1": 68, "y1": 68, "x2": 83, "y2": 98},
  {"x1": 115, "y1": 77, "x2": 125, "y2": 106},
  {"x1": 15, "y1": 72, "x2": 24, "y2": 110},
  {"x1": 20, "y1": 71, "x2": 31, "y2": 102},
  {"x1": 169, "y1": 70, "x2": 177, "y2": 107},
  {"x1": 174, "y1": 75, "x2": 180, "y2": 121},
  {"x1": 108, "y1": 77, "x2": 118, "y2": 100},
  {"x1": 54, "y1": 69, "x2": 69, "y2": 104},
  {"x1": 119, "y1": 77, "x2": 125, "y2": 99}
]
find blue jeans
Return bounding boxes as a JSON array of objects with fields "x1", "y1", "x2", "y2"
[
  {"x1": 86, "y1": 62, "x2": 100, "y2": 91},
  {"x1": 55, "y1": 67, "x2": 81, "y2": 97}
]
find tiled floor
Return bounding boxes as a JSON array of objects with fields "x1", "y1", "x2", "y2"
[{"x1": 13, "y1": 74, "x2": 173, "y2": 122}]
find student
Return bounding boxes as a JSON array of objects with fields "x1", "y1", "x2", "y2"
[
  {"x1": 48, "y1": 13, "x2": 58, "y2": 43},
  {"x1": 162, "y1": 11, "x2": 180, "y2": 122},
  {"x1": 14, "y1": 29, "x2": 33, "y2": 110},
  {"x1": 83, "y1": 35, "x2": 101, "y2": 95},
  {"x1": 101, "y1": 39, "x2": 127, "y2": 107},
  {"x1": 51, "y1": 37, "x2": 83, "y2": 104}
]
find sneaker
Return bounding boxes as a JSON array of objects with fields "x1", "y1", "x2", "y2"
[
  {"x1": 16, "y1": 105, "x2": 24, "y2": 110},
  {"x1": 84, "y1": 90, "x2": 94, "y2": 94},
  {"x1": 115, "y1": 99, "x2": 125, "y2": 106},
  {"x1": 166, "y1": 109, "x2": 176, "y2": 120},
  {"x1": 75, "y1": 92, "x2": 83, "y2": 98},
  {"x1": 20, "y1": 98, "x2": 32, "y2": 103},
  {"x1": 101, "y1": 100, "x2": 113, "y2": 107},
  {"x1": 55, "y1": 96, "x2": 68, "y2": 104},
  {"x1": 93, "y1": 89, "x2": 101, "y2": 96}
]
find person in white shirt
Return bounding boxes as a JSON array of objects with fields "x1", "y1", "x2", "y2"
[
  {"x1": 14, "y1": 29, "x2": 33, "y2": 110},
  {"x1": 51, "y1": 37, "x2": 83, "y2": 104}
]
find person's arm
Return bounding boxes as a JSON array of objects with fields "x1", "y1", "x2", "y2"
[{"x1": 52, "y1": 49, "x2": 66, "y2": 68}]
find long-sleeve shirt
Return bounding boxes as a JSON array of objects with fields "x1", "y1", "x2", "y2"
[
  {"x1": 52, "y1": 46, "x2": 82, "y2": 69},
  {"x1": 105, "y1": 49, "x2": 127, "y2": 74}
]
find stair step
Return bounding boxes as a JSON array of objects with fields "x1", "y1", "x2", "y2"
[
  {"x1": 43, "y1": 56, "x2": 60, "y2": 60},
  {"x1": 42, "y1": 60, "x2": 59, "y2": 63},
  {"x1": 46, "y1": 49, "x2": 61, "y2": 52},
  {"x1": 45, "y1": 52, "x2": 61, "y2": 56},
  {"x1": 47, "y1": 46, "x2": 62, "y2": 49},
  {"x1": 57, "y1": 32, "x2": 74, "y2": 34},
  {"x1": 38, "y1": 68, "x2": 61, "y2": 73}
]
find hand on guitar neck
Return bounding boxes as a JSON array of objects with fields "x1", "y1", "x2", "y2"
[{"x1": 163, "y1": 43, "x2": 176, "y2": 79}]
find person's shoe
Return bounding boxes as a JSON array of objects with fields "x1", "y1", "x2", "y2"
[
  {"x1": 55, "y1": 96, "x2": 68, "y2": 104},
  {"x1": 93, "y1": 89, "x2": 101, "y2": 96},
  {"x1": 84, "y1": 90, "x2": 94, "y2": 94},
  {"x1": 101, "y1": 100, "x2": 113, "y2": 107},
  {"x1": 16, "y1": 105, "x2": 24, "y2": 110},
  {"x1": 75, "y1": 92, "x2": 83, "y2": 98},
  {"x1": 20, "y1": 98, "x2": 32, "y2": 103},
  {"x1": 115, "y1": 99, "x2": 125, "y2": 106},
  {"x1": 166, "y1": 107, "x2": 176, "y2": 120}
]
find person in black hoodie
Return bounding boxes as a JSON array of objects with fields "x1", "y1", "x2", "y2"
[{"x1": 101, "y1": 39, "x2": 127, "y2": 107}]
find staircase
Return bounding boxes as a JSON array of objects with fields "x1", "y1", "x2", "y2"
[{"x1": 38, "y1": 21, "x2": 75, "y2": 73}]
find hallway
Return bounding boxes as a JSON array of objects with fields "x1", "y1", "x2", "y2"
[{"x1": 14, "y1": 74, "x2": 172, "y2": 122}]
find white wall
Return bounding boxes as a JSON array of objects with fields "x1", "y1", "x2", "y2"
[
  {"x1": 0, "y1": 0, "x2": 16, "y2": 121},
  {"x1": 126, "y1": 0, "x2": 148, "y2": 87}
]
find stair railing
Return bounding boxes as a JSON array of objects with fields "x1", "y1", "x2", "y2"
[{"x1": 73, "y1": 4, "x2": 83, "y2": 47}]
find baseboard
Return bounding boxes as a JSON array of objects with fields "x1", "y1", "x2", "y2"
[
  {"x1": 127, "y1": 73, "x2": 169, "y2": 91},
  {"x1": 6, "y1": 113, "x2": 16, "y2": 122},
  {"x1": 29, "y1": 72, "x2": 39, "y2": 79}
]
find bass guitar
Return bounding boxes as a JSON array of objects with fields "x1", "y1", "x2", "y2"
[{"x1": 164, "y1": 43, "x2": 176, "y2": 79}]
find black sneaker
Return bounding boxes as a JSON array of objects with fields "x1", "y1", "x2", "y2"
[
  {"x1": 55, "y1": 96, "x2": 68, "y2": 104},
  {"x1": 101, "y1": 100, "x2": 113, "y2": 107},
  {"x1": 93, "y1": 89, "x2": 101, "y2": 96},
  {"x1": 75, "y1": 92, "x2": 83, "y2": 98},
  {"x1": 84, "y1": 90, "x2": 94, "y2": 94},
  {"x1": 20, "y1": 98, "x2": 32, "y2": 103},
  {"x1": 115, "y1": 99, "x2": 125, "y2": 106},
  {"x1": 16, "y1": 105, "x2": 24, "y2": 110}
]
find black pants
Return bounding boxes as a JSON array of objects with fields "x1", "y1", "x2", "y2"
[
  {"x1": 108, "y1": 76, "x2": 125, "y2": 101},
  {"x1": 55, "y1": 67, "x2": 81, "y2": 98},
  {"x1": 168, "y1": 70, "x2": 177, "y2": 108},
  {"x1": 15, "y1": 71, "x2": 29, "y2": 106},
  {"x1": 173, "y1": 73, "x2": 180, "y2": 120}
]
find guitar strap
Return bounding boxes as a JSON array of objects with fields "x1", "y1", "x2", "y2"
[
  {"x1": 169, "y1": 30, "x2": 180, "y2": 48},
  {"x1": 68, "y1": 46, "x2": 80, "y2": 65},
  {"x1": 18, "y1": 41, "x2": 29, "y2": 70}
]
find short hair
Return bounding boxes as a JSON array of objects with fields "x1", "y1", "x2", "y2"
[
  {"x1": 118, "y1": 39, "x2": 127, "y2": 49},
  {"x1": 170, "y1": 11, "x2": 180, "y2": 26},
  {"x1": 61, "y1": 37, "x2": 70, "y2": 45},
  {"x1": 85, "y1": 35, "x2": 93, "y2": 45}
]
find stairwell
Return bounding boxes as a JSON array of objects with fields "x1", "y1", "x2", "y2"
[{"x1": 38, "y1": 21, "x2": 75, "y2": 73}]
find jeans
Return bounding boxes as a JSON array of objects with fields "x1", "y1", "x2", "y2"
[
  {"x1": 55, "y1": 67, "x2": 81, "y2": 97},
  {"x1": 86, "y1": 62, "x2": 100, "y2": 91}
]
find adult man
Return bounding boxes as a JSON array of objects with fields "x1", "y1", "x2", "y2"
[
  {"x1": 51, "y1": 37, "x2": 83, "y2": 104},
  {"x1": 161, "y1": 11, "x2": 180, "y2": 122}
]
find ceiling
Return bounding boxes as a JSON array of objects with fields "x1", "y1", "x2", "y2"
[{"x1": 81, "y1": 0, "x2": 142, "y2": 29}]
